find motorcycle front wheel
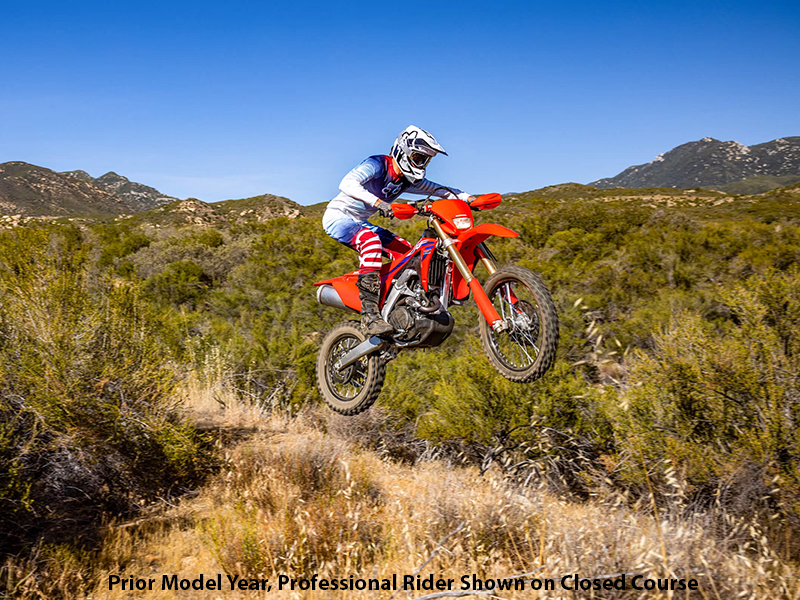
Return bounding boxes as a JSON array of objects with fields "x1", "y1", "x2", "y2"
[
  {"x1": 316, "y1": 322, "x2": 386, "y2": 415},
  {"x1": 478, "y1": 266, "x2": 559, "y2": 383}
]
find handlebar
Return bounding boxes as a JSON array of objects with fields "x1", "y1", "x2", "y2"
[{"x1": 391, "y1": 193, "x2": 499, "y2": 220}]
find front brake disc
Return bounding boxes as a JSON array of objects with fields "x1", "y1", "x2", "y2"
[{"x1": 512, "y1": 300, "x2": 540, "y2": 346}]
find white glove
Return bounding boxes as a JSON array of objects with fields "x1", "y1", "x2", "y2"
[{"x1": 457, "y1": 192, "x2": 477, "y2": 203}]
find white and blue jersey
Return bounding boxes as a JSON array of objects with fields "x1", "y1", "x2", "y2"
[{"x1": 323, "y1": 154, "x2": 468, "y2": 246}]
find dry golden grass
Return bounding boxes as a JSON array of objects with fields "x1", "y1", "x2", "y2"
[
  {"x1": 6, "y1": 378, "x2": 798, "y2": 599},
  {"x1": 73, "y1": 380, "x2": 798, "y2": 600}
]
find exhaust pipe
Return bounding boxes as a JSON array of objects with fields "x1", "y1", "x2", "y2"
[
  {"x1": 317, "y1": 284, "x2": 351, "y2": 311},
  {"x1": 335, "y1": 335, "x2": 388, "y2": 370},
  {"x1": 418, "y1": 296, "x2": 441, "y2": 314}
]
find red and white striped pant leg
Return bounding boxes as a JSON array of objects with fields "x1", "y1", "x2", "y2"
[{"x1": 354, "y1": 228, "x2": 383, "y2": 274}]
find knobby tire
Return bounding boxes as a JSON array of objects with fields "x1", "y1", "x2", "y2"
[
  {"x1": 478, "y1": 266, "x2": 559, "y2": 383},
  {"x1": 316, "y1": 322, "x2": 386, "y2": 415}
]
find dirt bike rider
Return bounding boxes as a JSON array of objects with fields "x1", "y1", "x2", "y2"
[{"x1": 322, "y1": 125, "x2": 474, "y2": 336}]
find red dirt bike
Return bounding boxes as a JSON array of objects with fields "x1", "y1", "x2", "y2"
[{"x1": 314, "y1": 192, "x2": 558, "y2": 415}]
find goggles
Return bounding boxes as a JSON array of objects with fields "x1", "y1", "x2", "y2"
[{"x1": 409, "y1": 151, "x2": 433, "y2": 168}]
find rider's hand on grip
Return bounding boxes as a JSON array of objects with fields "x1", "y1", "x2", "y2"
[
  {"x1": 376, "y1": 202, "x2": 394, "y2": 219},
  {"x1": 456, "y1": 192, "x2": 475, "y2": 203}
]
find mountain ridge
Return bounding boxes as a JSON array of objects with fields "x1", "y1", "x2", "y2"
[
  {"x1": 0, "y1": 161, "x2": 177, "y2": 218},
  {"x1": 76, "y1": 170, "x2": 177, "y2": 211},
  {"x1": 590, "y1": 136, "x2": 800, "y2": 190}
]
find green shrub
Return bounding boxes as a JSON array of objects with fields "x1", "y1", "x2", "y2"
[
  {"x1": 143, "y1": 259, "x2": 212, "y2": 306},
  {"x1": 613, "y1": 269, "x2": 800, "y2": 522},
  {"x1": 94, "y1": 223, "x2": 151, "y2": 269},
  {"x1": 0, "y1": 225, "x2": 212, "y2": 552}
]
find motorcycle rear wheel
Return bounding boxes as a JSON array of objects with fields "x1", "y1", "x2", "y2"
[
  {"x1": 316, "y1": 322, "x2": 386, "y2": 415},
  {"x1": 478, "y1": 266, "x2": 559, "y2": 383}
]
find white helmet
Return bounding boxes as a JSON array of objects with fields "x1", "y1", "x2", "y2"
[{"x1": 390, "y1": 125, "x2": 447, "y2": 183}]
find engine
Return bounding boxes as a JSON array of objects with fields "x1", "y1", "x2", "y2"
[{"x1": 385, "y1": 270, "x2": 454, "y2": 348}]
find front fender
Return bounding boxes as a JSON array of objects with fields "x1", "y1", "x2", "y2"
[
  {"x1": 450, "y1": 223, "x2": 518, "y2": 301},
  {"x1": 456, "y1": 223, "x2": 518, "y2": 247}
]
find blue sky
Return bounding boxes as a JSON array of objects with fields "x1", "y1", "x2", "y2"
[{"x1": 2, "y1": 0, "x2": 799, "y2": 205}]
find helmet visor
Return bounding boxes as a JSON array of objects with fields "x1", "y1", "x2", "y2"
[{"x1": 409, "y1": 151, "x2": 432, "y2": 168}]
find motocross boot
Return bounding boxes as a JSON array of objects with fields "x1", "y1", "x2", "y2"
[{"x1": 356, "y1": 272, "x2": 393, "y2": 336}]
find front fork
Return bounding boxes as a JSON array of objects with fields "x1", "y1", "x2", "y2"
[
  {"x1": 478, "y1": 242, "x2": 519, "y2": 306},
  {"x1": 476, "y1": 242, "x2": 498, "y2": 275},
  {"x1": 431, "y1": 220, "x2": 507, "y2": 332}
]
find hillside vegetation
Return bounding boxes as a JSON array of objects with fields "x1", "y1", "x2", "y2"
[
  {"x1": 2, "y1": 184, "x2": 800, "y2": 597},
  {"x1": 717, "y1": 174, "x2": 800, "y2": 195}
]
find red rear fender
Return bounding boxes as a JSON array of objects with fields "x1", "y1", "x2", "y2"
[
  {"x1": 314, "y1": 270, "x2": 360, "y2": 287},
  {"x1": 332, "y1": 279, "x2": 361, "y2": 311},
  {"x1": 314, "y1": 260, "x2": 399, "y2": 311},
  {"x1": 313, "y1": 274, "x2": 360, "y2": 311}
]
